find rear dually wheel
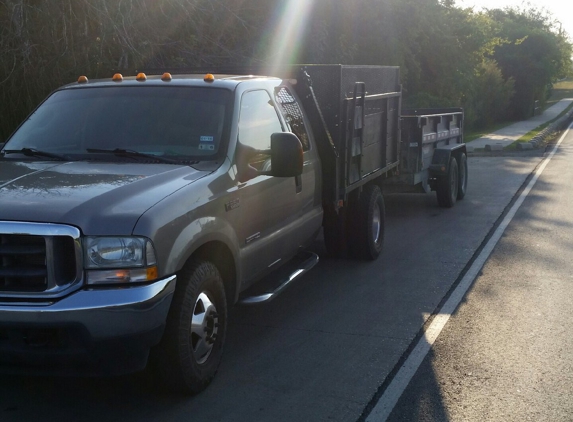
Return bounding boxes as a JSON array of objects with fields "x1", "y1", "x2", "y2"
[{"x1": 349, "y1": 184, "x2": 385, "y2": 260}]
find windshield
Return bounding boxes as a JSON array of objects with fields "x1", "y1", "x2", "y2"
[{"x1": 3, "y1": 86, "x2": 231, "y2": 161}]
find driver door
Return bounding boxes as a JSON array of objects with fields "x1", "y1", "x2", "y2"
[{"x1": 235, "y1": 89, "x2": 300, "y2": 285}]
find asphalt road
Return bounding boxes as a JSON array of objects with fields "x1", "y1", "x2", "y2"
[
  {"x1": 0, "y1": 148, "x2": 550, "y2": 421},
  {"x1": 387, "y1": 126, "x2": 573, "y2": 421}
]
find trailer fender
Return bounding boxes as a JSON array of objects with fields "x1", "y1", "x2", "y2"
[{"x1": 428, "y1": 144, "x2": 467, "y2": 190}]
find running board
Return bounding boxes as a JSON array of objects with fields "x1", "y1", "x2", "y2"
[{"x1": 238, "y1": 251, "x2": 319, "y2": 305}]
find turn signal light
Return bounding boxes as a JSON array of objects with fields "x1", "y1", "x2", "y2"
[{"x1": 86, "y1": 265, "x2": 159, "y2": 285}]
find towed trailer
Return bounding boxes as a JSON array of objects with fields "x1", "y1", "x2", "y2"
[
  {"x1": 285, "y1": 65, "x2": 467, "y2": 257},
  {"x1": 391, "y1": 108, "x2": 466, "y2": 207}
]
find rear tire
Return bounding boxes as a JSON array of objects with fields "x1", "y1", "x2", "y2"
[
  {"x1": 437, "y1": 157, "x2": 458, "y2": 208},
  {"x1": 349, "y1": 184, "x2": 385, "y2": 260},
  {"x1": 155, "y1": 259, "x2": 227, "y2": 395}
]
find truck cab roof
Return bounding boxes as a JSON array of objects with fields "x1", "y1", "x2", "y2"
[{"x1": 61, "y1": 73, "x2": 283, "y2": 91}]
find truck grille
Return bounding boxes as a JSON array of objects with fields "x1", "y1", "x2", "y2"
[{"x1": 0, "y1": 222, "x2": 82, "y2": 298}]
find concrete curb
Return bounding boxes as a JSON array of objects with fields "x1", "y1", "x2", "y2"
[
  {"x1": 484, "y1": 144, "x2": 504, "y2": 152},
  {"x1": 516, "y1": 142, "x2": 533, "y2": 150},
  {"x1": 526, "y1": 108, "x2": 573, "y2": 147}
]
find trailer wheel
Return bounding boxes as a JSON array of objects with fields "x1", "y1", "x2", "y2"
[
  {"x1": 437, "y1": 157, "x2": 459, "y2": 208},
  {"x1": 155, "y1": 259, "x2": 227, "y2": 395},
  {"x1": 349, "y1": 184, "x2": 385, "y2": 260},
  {"x1": 457, "y1": 153, "x2": 468, "y2": 200}
]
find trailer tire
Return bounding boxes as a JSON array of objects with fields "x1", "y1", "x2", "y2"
[
  {"x1": 457, "y1": 153, "x2": 468, "y2": 200},
  {"x1": 437, "y1": 157, "x2": 459, "y2": 208},
  {"x1": 155, "y1": 259, "x2": 227, "y2": 395},
  {"x1": 349, "y1": 184, "x2": 385, "y2": 260}
]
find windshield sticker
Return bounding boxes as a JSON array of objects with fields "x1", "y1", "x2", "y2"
[{"x1": 200, "y1": 136, "x2": 214, "y2": 142}]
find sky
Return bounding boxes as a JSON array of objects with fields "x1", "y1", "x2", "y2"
[{"x1": 458, "y1": 0, "x2": 573, "y2": 39}]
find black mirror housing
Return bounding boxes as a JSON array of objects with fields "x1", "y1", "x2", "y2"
[{"x1": 268, "y1": 132, "x2": 303, "y2": 177}]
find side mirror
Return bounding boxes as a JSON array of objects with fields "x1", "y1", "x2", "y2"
[{"x1": 265, "y1": 132, "x2": 303, "y2": 177}]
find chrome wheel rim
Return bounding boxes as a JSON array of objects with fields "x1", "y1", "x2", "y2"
[{"x1": 190, "y1": 292, "x2": 219, "y2": 364}]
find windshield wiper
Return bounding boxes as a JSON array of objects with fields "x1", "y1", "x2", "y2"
[
  {"x1": 2, "y1": 148, "x2": 71, "y2": 161},
  {"x1": 86, "y1": 148, "x2": 180, "y2": 164}
]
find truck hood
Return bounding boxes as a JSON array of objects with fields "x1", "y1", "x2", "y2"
[{"x1": 0, "y1": 161, "x2": 210, "y2": 235}]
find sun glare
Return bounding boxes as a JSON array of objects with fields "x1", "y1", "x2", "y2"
[{"x1": 265, "y1": 0, "x2": 314, "y2": 74}]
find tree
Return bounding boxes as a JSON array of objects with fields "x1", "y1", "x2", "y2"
[
  {"x1": 1, "y1": 0, "x2": 571, "y2": 140},
  {"x1": 488, "y1": 6, "x2": 573, "y2": 119}
]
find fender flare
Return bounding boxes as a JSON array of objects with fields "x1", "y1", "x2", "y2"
[{"x1": 428, "y1": 143, "x2": 467, "y2": 178}]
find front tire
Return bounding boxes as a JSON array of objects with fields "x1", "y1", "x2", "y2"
[{"x1": 156, "y1": 259, "x2": 227, "y2": 395}]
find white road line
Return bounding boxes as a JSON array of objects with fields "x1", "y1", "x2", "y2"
[{"x1": 365, "y1": 121, "x2": 573, "y2": 422}]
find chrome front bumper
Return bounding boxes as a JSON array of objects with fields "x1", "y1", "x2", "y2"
[{"x1": 0, "y1": 275, "x2": 176, "y2": 375}]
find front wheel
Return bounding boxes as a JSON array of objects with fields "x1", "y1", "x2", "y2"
[{"x1": 155, "y1": 259, "x2": 227, "y2": 395}]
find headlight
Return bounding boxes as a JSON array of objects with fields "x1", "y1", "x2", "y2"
[{"x1": 84, "y1": 236, "x2": 158, "y2": 285}]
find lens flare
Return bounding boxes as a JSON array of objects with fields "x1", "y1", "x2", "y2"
[{"x1": 265, "y1": 0, "x2": 315, "y2": 74}]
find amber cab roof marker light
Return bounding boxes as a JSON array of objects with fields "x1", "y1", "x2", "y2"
[
  {"x1": 77, "y1": 76, "x2": 88, "y2": 84},
  {"x1": 136, "y1": 72, "x2": 147, "y2": 82},
  {"x1": 161, "y1": 72, "x2": 172, "y2": 82},
  {"x1": 112, "y1": 73, "x2": 123, "y2": 82},
  {"x1": 204, "y1": 73, "x2": 215, "y2": 83}
]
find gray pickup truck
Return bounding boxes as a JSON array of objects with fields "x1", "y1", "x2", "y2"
[{"x1": 0, "y1": 65, "x2": 466, "y2": 394}]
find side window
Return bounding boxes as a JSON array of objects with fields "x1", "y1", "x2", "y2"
[
  {"x1": 275, "y1": 86, "x2": 310, "y2": 151},
  {"x1": 238, "y1": 90, "x2": 283, "y2": 171}
]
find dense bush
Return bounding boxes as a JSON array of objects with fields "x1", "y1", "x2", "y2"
[{"x1": 465, "y1": 60, "x2": 515, "y2": 128}]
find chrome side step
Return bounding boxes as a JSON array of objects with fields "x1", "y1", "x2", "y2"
[{"x1": 238, "y1": 251, "x2": 319, "y2": 305}]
